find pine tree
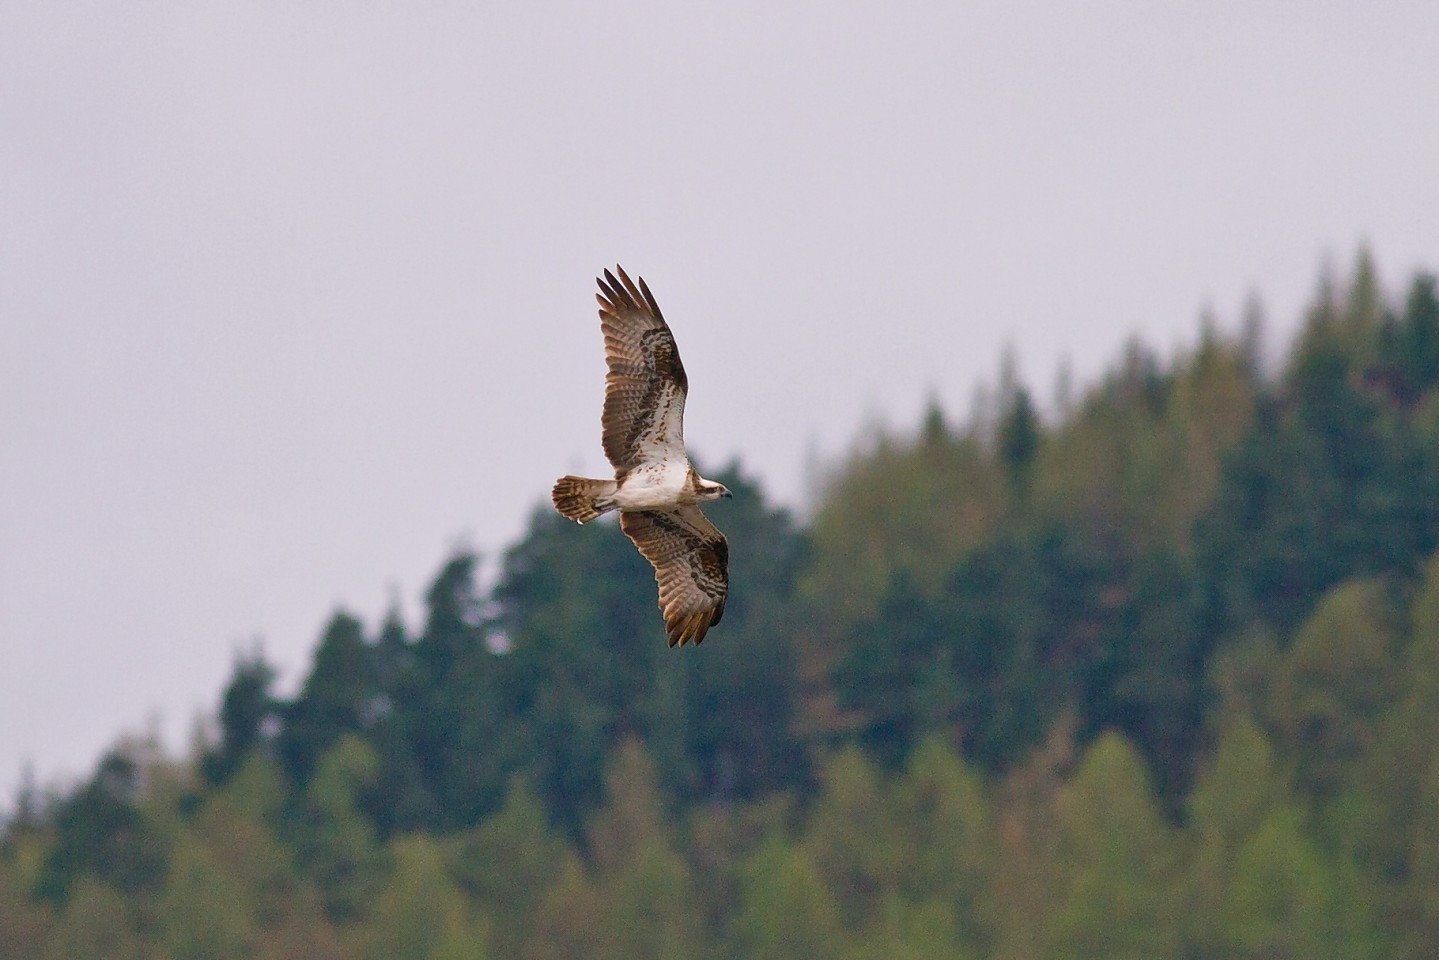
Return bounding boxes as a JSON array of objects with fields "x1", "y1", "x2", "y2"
[
  {"x1": 34, "y1": 749, "x2": 170, "y2": 903},
  {"x1": 278, "y1": 612, "x2": 379, "y2": 785},
  {"x1": 203, "y1": 644, "x2": 278, "y2": 786},
  {"x1": 996, "y1": 385, "x2": 1040, "y2": 496}
]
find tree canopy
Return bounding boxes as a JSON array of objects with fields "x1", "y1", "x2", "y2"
[{"x1": 6, "y1": 252, "x2": 1439, "y2": 958}]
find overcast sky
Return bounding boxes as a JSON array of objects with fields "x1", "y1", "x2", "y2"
[{"x1": 2, "y1": 1, "x2": 1437, "y2": 802}]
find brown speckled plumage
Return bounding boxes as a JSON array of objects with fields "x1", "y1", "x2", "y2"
[{"x1": 551, "y1": 266, "x2": 730, "y2": 647}]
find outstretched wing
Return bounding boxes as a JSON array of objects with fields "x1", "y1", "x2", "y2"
[
  {"x1": 596, "y1": 266, "x2": 689, "y2": 475},
  {"x1": 620, "y1": 506, "x2": 728, "y2": 646}
]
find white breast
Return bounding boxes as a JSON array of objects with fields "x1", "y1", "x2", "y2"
[{"x1": 614, "y1": 459, "x2": 689, "y2": 511}]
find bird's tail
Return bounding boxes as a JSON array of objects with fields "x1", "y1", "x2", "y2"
[{"x1": 552, "y1": 476, "x2": 618, "y2": 523}]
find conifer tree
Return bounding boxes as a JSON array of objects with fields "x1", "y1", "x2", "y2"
[
  {"x1": 203, "y1": 645, "x2": 278, "y2": 786},
  {"x1": 279, "y1": 612, "x2": 379, "y2": 785}
]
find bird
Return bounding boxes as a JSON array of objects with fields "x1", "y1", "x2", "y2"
[{"x1": 552, "y1": 266, "x2": 731, "y2": 646}]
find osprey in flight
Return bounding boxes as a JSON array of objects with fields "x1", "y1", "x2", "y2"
[{"x1": 552, "y1": 266, "x2": 732, "y2": 646}]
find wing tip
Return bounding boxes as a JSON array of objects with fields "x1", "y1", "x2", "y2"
[
  {"x1": 596, "y1": 264, "x2": 661, "y2": 320},
  {"x1": 665, "y1": 607, "x2": 718, "y2": 647}
]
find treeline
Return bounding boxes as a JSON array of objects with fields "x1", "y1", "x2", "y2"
[{"x1": 4, "y1": 252, "x2": 1439, "y2": 958}]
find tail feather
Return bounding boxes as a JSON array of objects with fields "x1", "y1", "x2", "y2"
[{"x1": 552, "y1": 476, "x2": 618, "y2": 523}]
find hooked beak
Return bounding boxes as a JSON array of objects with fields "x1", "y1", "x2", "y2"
[{"x1": 721, "y1": 488, "x2": 733, "y2": 499}]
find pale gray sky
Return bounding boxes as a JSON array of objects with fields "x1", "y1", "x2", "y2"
[{"x1": 2, "y1": 0, "x2": 1437, "y2": 801}]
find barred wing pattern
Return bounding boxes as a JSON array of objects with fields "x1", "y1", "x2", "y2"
[
  {"x1": 620, "y1": 506, "x2": 729, "y2": 646},
  {"x1": 596, "y1": 267, "x2": 689, "y2": 476}
]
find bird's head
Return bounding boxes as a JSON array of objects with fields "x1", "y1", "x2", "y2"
[{"x1": 701, "y1": 482, "x2": 733, "y2": 502}]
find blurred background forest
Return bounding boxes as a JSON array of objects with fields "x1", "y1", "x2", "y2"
[{"x1": 5, "y1": 252, "x2": 1439, "y2": 958}]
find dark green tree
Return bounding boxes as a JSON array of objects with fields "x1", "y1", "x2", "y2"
[
  {"x1": 1197, "y1": 268, "x2": 1439, "y2": 641},
  {"x1": 491, "y1": 521, "x2": 648, "y2": 838},
  {"x1": 278, "y1": 612, "x2": 380, "y2": 786},
  {"x1": 34, "y1": 750, "x2": 171, "y2": 903},
  {"x1": 294, "y1": 735, "x2": 386, "y2": 922},
  {"x1": 493, "y1": 463, "x2": 808, "y2": 834},
  {"x1": 374, "y1": 552, "x2": 514, "y2": 832},
  {"x1": 996, "y1": 385, "x2": 1041, "y2": 495},
  {"x1": 1081, "y1": 548, "x2": 1207, "y2": 802},
  {"x1": 836, "y1": 521, "x2": 1105, "y2": 771},
  {"x1": 202, "y1": 645, "x2": 278, "y2": 786},
  {"x1": 676, "y1": 464, "x2": 811, "y2": 805},
  {"x1": 1371, "y1": 276, "x2": 1439, "y2": 407}
]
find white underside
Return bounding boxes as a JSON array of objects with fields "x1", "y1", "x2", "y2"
[{"x1": 613, "y1": 459, "x2": 689, "y2": 511}]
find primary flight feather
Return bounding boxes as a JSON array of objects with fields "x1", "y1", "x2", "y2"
[{"x1": 552, "y1": 266, "x2": 731, "y2": 646}]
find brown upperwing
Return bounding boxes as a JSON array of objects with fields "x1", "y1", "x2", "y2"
[
  {"x1": 619, "y1": 505, "x2": 728, "y2": 646},
  {"x1": 596, "y1": 266, "x2": 689, "y2": 476}
]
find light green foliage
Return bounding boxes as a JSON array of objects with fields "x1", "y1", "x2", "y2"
[
  {"x1": 42, "y1": 878, "x2": 148, "y2": 960},
  {"x1": 685, "y1": 793, "x2": 796, "y2": 947},
  {"x1": 589, "y1": 841, "x2": 704, "y2": 960},
  {"x1": 582, "y1": 740, "x2": 706, "y2": 959},
  {"x1": 1186, "y1": 717, "x2": 1384, "y2": 959},
  {"x1": 9, "y1": 254, "x2": 1439, "y2": 959},
  {"x1": 803, "y1": 747, "x2": 905, "y2": 927},
  {"x1": 182, "y1": 757, "x2": 352, "y2": 957},
  {"x1": 1393, "y1": 758, "x2": 1439, "y2": 960},
  {"x1": 1035, "y1": 331, "x2": 1255, "y2": 555},
  {"x1": 851, "y1": 895, "x2": 981, "y2": 960},
  {"x1": 803, "y1": 422, "x2": 1006, "y2": 634},
  {"x1": 519, "y1": 741, "x2": 707, "y2": 960},
  {"x1": 892, "y1": 737, "x2": 995, "y2": 939},
  {"x1": 1265, "y1": 578, "x2": 1401, "y2": 798},
  {"x1": 189, "y1": 788, "x2": 295, "y2": 928},
  {"x1": 220, "y1": 752, "x2": 286, "y2": 823},
  {"x1": 1044, "y1": 734, "x2": 1180, "y2": 960},
  {"x1": 1185, "y1": 716, "x2": 1288, "y2": 954},
  {"x1": 586, "y1": 739, "x2": 672, "y2": 873},
  {"x1": 161, "y1": 830, "x2": 259, "y2": 960},
  {"x1": 447, "y1": 778, "x2": 562, "y2": 959},
  {"x1": 986, "y1": 718, "x2": 1075, "y2": 960},
  {"x1": 0, "y1": 857, "x2": 50, "y2": 960},
  {"x1": 737, "y1": 838, "x2": 847, "y2": 960},
  {"x1": 363, "y1": 836, "x2": 489, "y2": 960},
  {"x1": 300, "y1": 734, "x2": 387, "y2": 921},
  {"x1": 1221, "y1": 806, "x2": 1382, "y2": 959},
  {"x1": 524, "y1": 853, "x2": 606, "y2": 960},
  {"x1": 1325, "y1": 556, "x2": 1439, "y2": 957},
  {"x1": 1188, "y1": 716, "x2": 1285, "y2": 865},
  {"x1": 1399, "y1": 560, "x2": 1439, "y2": 937},
  {"x1": 795, "y1": 742, "x2": 993, "y2": 957}
]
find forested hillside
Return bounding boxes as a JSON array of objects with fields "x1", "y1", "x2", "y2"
[{"x1": 5, "y1": 253, "x2": 1439, "y2": 959}]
